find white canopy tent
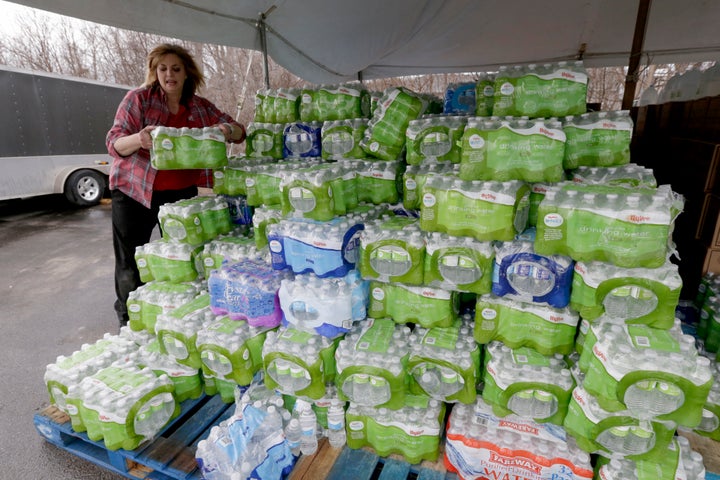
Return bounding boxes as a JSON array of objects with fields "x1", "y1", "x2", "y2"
[{"x1": 7, "y1": 0, "x2": 720, "y2": 86}]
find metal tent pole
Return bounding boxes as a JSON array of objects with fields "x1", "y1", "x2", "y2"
[{"x1": 621, "y1": 0, "x2": 653, "y2": 109}]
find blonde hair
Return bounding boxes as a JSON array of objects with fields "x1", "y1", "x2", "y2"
[{"x1": 144, "y1": 43, "x2": 205, "y2": 103}]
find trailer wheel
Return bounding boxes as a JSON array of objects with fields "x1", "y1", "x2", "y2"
[{"x1": 64, "y1": 169, "x2": 107, "y2": 206}]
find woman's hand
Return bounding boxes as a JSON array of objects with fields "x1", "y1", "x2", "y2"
[
  {"x1": 137, "y1": 125, "x2": 156, "y2": 150},
  {"x1": 217, "y1": 122, "x2": 234, "y2": 141}
]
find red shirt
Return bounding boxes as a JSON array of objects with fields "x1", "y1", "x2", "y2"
[{"x1": 106, "y1": 85, "x2": 244, "y2": 208}]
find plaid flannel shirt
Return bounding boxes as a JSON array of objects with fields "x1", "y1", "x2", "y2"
[{"x1": 106, "y1": 85, "x2": 240, "y2": 208}]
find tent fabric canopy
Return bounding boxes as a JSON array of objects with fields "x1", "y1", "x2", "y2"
[{"x1": 9, "y1": 0, "x2": 720, "y2": 84}]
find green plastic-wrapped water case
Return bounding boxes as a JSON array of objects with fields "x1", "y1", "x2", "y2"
[
  {"x1": 150, "y1": 126, "x2": 227, "y2": 170},
  {"x1": 423, "y1": 232, "x2": 494, "y2": 295},
  {"x1": 568, "y1": 163, "x2": 656, "y2": 188},
  {"x1": 534, "y1": 184, "x2": 684, "y2": 268},
  {"x1": 345, "y1": 159, "x2": 403, "y2": 205},
  {"x1": 360, "y1": 87, "x2": 428, "y2": 160},
  {"x1": 196, "y1": 316, "x2": 273, "y2": 400},
  {"x1": 321, "y1": 118, "x2": 368, "y2": 160},
  {"x1": 493, "y1": 61, "x2": 588, "y2": 118},
  {"x1": 577, "y1": 321, "x2": 713, "y2": 427},
  {"x1": 405, "y1": 115, "x2": 466, "y2": 165},
  {"x1": 369, "y1": 281, "x2": 458, "y2": 329},
  {"x1": 244, "y1": 158, "x2": 324, "y2": 207},
  {"x1": 251, "y1": 205, "x2": 283, "y2": 249},
  {"x1": 66, "y1": 365, "x2": 178, "y2": 451},
  {"x1": 198, "y1": 233, "x2": 264, "y2": 279},
  {"x1": 135, "y1": 239, "x2": 202, "y2": 284},
  {"x1": 359, "y1": 215, "x2": 425, "y2": 285},
  {"x1": 474, "y1": 294, "x2": 579, "y2": 356},
  {"x1": 138, "y1": 340, "x2": 204, "y2": 403},
  {"x1": 280, "y1": 164, "x2": 347, "y2": 221},
  {"x1": 300, "y1": 84, "x2": 369, "y2": 122},
  {"x1": 262, "y1": 326, "x2": 340, "y2": 400},
  {"x1": 693, "y1": 362, "x2": 720, "y2": 440},
  {"x1": 563, "y1": 385, "x2": 677, "y2": 461},
  {"x1": 459, "y1": 117, "x2": 566, "y2": 183},
  {"x1": 407, "y1": 317, "x2": 481, "y2": 404},
  {"x1": 155, "y1": 293, "x2": 215, "y2": 370},
  {"x1": 158, "y1": 196, "x2": 233, "y2": 245},
  {"x1": 402, "y1": 162, "x2": 459, "y2": 211},
  {"x1": 420, "y1": 175, "x2": 530, "y2": 242},
  {"x1": 335, "y1": 318, "x2": 411, "y2": 410},
  {"x1": 482, "y1": 342, "x2": 575, "y2": 425},
  {"x1": 562, "y1": 110, "x2": 633, "y2": 169},
  {"x1": 212, "y1": 156, "x2": 276, "y2": 196},
  {"x1": 127, "y1": 281, "x2": 203, "y2": 333},
  {"x1": 245, "y1": 123, "x2": 285, "y2": 159},
  {"x1": 474, "y1": 73, "x2": 495, "y2": 117},
  {"x1": 570, "y1": 260, "x2": 682, "y2": 329}
]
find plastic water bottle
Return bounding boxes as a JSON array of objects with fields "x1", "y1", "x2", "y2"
[
  {"x1": 284, "y1": 418, "x2": 302, "y2": 456},
  {"x1": 327, "y1": 401, "x2": 347, "y2": 448},
  {"x1": 299, "y1": 406, "x2": 318, "y2": 455}
]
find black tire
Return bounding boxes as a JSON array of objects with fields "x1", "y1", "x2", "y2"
[{"x1": 63, "y1": 169, "x2": 107, "y2": 206}]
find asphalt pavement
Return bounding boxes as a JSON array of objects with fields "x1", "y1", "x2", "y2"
[{"x1": 0, "y1": 194, "x2": 127, "y2": 479}]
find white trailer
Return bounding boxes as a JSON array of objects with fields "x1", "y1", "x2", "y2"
[{"x1": 0, "y1": 66, "x2": 129, "y2": 206}]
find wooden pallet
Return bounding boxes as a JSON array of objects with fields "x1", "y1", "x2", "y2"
[
  {"x1": 289, "y1": 439, "x2": 459, "y2": 480},
  {"x1": 34, "y1": 394, "x2": 234, "y2": 480}
]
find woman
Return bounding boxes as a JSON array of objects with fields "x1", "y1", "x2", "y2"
[{"x1": 106, "y1": 43, "x2": 245, "y2": 328}]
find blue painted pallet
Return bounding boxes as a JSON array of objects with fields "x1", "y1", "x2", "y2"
[
  {"x1": 289, "y1": 441, "x2": 459, "y2": 480},
  {"x1": 34, "y1": 394, "x2": 234, "y2": 480}
]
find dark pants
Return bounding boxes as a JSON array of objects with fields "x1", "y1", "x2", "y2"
[{"x1": 111, "y1": 186, "x2": 198, "y2": 326}]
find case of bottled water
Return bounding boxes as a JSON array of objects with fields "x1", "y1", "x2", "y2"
[
  {"x1": 198, "y1": 233, "x2": 266, "y2": 279},
  {"x1": 300, "y1": 84, "x2": 370, "y2": 123},
  {"x1": 244, "y1": 158, "x2": 324, "y2": 208},
  {"x1": 474, "y1": 73, "x2": 495, "y2": 117},
  {"x1": 443, "y1": 82, "x2": 476, "y2": 115},
  {"x1": 65, "y1": 365, "x2": 178, "y2": 451},
  {"x1": 424, "y1": 231, "x2": 494, "y2": 295},
  {"x1": 155, "y1": 293, "x2": 215, "y2": 369},
  {"x1": 595, "y1": 436, "x2": 706, "y2": 480},
  {"x1": 402, "y1": 161, "x2": 460, "y2": 211},
  {"x1": 562, "y1": 110, "x2": 634, "y2": 169},
  {"x1": 282, "y1": 122, "x2": 322, "y2": 159},
  {"x1": 137, "y1": 340, "x2": 204, "y2": 402},
  {"x1": 482, "y1": 341, "x2": 575, "y2": 425},
  {"x1": 150, "y1": 126, "x2": 228, "y2": 170},
  {"x1": 407, "y1": 316, "x2": 480, "y2": 403},
  {"x1": 279, "y1": 165, "x2": 348, "y2": 221},
  {"x1": 196, "y1": 315, "x2": 274, "y2": 401},
  {"x1": 534, "y1": 184, "x2": 684, "y2": 268},
  {"x1": 252, "y1": 205, "x2": 283, "y2": 249},
  {"x1": 321, "y1": 118, "x2": 368, "y2": 160},
  {"x1": 360, "y1": 87, "x2": 429, "y2": 161},
  {"x1": 564, "y1": 385, "x2": 677, "y2": 460},
  {"x1": 577, "y1": 320, "x2": 713, "y2": 427},
  {"x1": 212, "y1": 155, "x2": 276, "y2": 197},
  {"x1": 278, "y1": 270, "x2": 369, "y2": 338},
  {"x1": 444, "y1": 397, "x2": 594, "y2": 480},
  {"x1": 245, "y1": 123, "x2": 285, "y2": 159},
  {"x1": 460, "y1": 116, "x2": 566, "y2": 183},
  {"x1": 359, "y1": 215, "x2": 426, "y2": 284},
  {"x1": 135, "y1": 239, "x2": 202, "y2": 284},
  {"x1": 207, "y1": 258, "x2": 292, "y2": 327},
  {"x1": 406, "y1": 115, "x2": 467, "y2": 165},
  {"x1": 44, "y1": 334, "x2": 139, "y2": 418},
  {"x1": 474, "y1": 294, "x2": 580, "y2": 356},
  {"x1": 568, "y1": 163, "x2": 656, "y2": 187},
  {"x1": 691, "y1": 361, "x2": 720, "y2": 440},
  {"x1": 335, "y1": 318, "x2": 411, "y2": 409},
  {"x1": 420, "y1": 175, "x2": 530, "y2": 242},
  {"x1": 369, "y1": 281, "x2": 459, "y2": 329},
  {"x1": 158, "y1": 196, "x2": 233, "y2": 245},
  {"x1": 492, "y1": 61, "x2": 588, "y2": 118},
  {"x1": 127, "y1": 281, "x2": 203, "y2": 333},
  {"x1": 342, "y1": 159, "x2": 403, "y2": 205},
  {"x1": 345, "y1": 395, "x2": 445, "y2": 464},
  {"x1": 492, "y1": 232, "x2": 575, "y2": 308},
  {"x1": 527, "y1": 181, "x2": 570, "y2": 227},
  {"x1": 262, "y1": 326, "x2": 341, "y2": 399},
  {"x1": 570, "y1": 260, "x2": 682, "y2": 329}
]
